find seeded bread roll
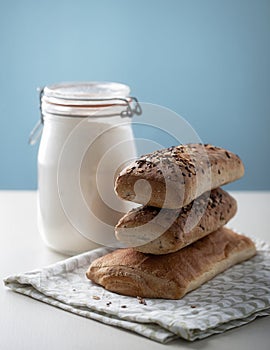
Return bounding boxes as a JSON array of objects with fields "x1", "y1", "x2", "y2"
[
  {"x1": 114, "y1": 144, "x2": 244, "y2": 209},
  {"x1": 115, "y1": 188, "x2": 237, "y2": 254},
  {"x1": 86, "y1": 227, "x2": 256, "y2": 299}
]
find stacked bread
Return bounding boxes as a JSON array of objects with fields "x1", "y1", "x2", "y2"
[{"x1": 87, "y1": 144, "x2": 256, "y2": 299}]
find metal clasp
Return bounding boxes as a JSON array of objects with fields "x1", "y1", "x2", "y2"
[
  {"x1": 28, "y1": 87, "x2": 44, "y2": 145},
  {"x1": 120, "y1": 97, "x2": 142, "y2": 118}
]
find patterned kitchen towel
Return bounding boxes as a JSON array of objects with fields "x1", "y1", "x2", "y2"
[{"x1": 4, "y1": 237, "x2": 270, "y2": 343}]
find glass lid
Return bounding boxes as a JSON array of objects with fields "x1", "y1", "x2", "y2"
[{"x1": 42, "y1": 81, "x2": 131, "y2": 106}]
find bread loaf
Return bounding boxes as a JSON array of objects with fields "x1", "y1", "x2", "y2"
[
  {"x1": 114, "y1": 144, "x2": 244, "y2": 209},
  {"x1": 115, "y1": 188, "x2": 237, "y2": 254},
  {"x1": 86, "y1": 227, "x2": 256, "y2": 299}
]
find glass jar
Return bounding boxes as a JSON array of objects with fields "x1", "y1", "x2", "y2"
[{"x1": 30, "y1": 82, "x2": 140, "y2": 256}]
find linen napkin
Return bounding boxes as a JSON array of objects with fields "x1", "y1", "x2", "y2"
[{"x1": 4, "y1": 236, "x2": 270, "y2": 343}]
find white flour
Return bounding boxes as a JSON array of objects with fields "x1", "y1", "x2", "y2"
[{"x1": 38, "y1": 114, "x2": 136, "y2": 255}]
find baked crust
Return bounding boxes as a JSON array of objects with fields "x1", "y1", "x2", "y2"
[
  {"x1": 86, "y1": 227, "x2": 256, "y2": 299},
  {"x1": 114, "y1": 144, "x2": 244, "y2": 209},
  {"x1": 115, "y1": 188, "x2": 237, "y2": 254}
]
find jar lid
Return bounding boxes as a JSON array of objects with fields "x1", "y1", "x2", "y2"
[
  {"x1": 29, "y1": 81, "x2": 141, "y2": 145},
  {"x1": 41, "y1": 81, "x2": 138, "y2": 117},
  {"x1": 42, "y1": 81, "x2": 131, "y2": 106}
]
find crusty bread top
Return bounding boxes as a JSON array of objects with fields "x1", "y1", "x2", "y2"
[
  {"x1": 114, "y1": 143, "x2": 244, "y2": 209},
  {"x1": 115, "y1": 188, "x2": 237, "y2": 254},
  {"x1": 86, "y1": 227, "x2": 256, "y2": 299}
]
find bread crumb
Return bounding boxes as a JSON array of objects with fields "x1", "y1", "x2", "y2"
[{"x1": 137, "y1": 296, "x2": 147, "y2": 305}]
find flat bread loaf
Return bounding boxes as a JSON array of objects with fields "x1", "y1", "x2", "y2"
[
  {"x1": 115, "y1": 188, "x2": 237, "y2": 254},
  {"x1": 115, "y1": 144, "x2": 244, "y2": 209},
  {"x1": 86, "y1": 227, "x2": 256, "y2": 299}
]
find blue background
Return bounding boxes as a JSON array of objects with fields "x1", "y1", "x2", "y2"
[{"x1": 0, "y1": 0, "x2": 269, "y2": 190}]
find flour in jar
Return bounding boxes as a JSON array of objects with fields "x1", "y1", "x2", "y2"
[{"x1": 38, "y1": 115, "x2": 137, "y2": 255}]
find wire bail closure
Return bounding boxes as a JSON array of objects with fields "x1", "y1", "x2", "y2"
[
  {"x1": 28, "y1": 87, "x2": 45, "y2": 145},
  {"x1": 28, "y1": 86, "x2": 142, "y2": 146}
]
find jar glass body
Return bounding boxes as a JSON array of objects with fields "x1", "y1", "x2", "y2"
[{"x1": 37, "y1": 109, "x2": 137, "y2": 255}]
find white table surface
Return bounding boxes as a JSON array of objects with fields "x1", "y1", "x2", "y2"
[{"x1": 0, "y1": 190, "x2": 269, "y2": 350}]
